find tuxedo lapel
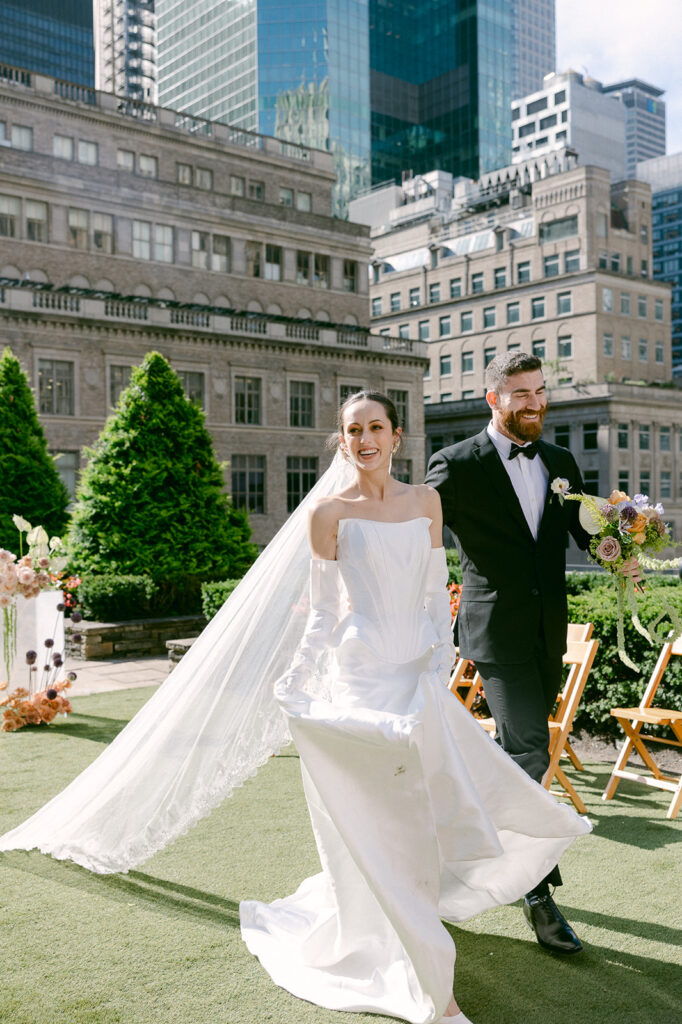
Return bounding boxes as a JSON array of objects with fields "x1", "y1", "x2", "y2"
[
  {"x1": 472, "y1": 430, "x2": 535, "y2": 542},
  {"x1": 537, "y1": 439, "x2": 562, "y2": 537}
]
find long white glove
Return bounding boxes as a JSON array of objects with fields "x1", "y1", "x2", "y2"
[
  {"x1": 425, "y1": 547, "x2": 457, "y2": 684},
  {"x1": 274, "y1": 558, "x2": 340, "y2": 700}
]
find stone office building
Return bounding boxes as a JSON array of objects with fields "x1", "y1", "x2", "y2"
[{"x1": 0, "y1": 65, "x2": 426, "y2": 545}]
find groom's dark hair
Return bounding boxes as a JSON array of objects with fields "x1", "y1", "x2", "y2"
[{"x1": 485, "y1": 352, "x2": 542, "y2": 394}]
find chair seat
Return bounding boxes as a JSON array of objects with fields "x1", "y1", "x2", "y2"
[{"x1": 611, "y1": 707, "x2": 682, "y2": 724}]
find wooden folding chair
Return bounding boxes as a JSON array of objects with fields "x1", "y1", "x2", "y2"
[
  {"x1": 554, "y1": 623, "x2": 595, "y2": 772},
  {"x1": 602, "y1": 636, "x2": 682, "y2": 820},
  {"x1": 543, "y1": 637, "x2": 599, "y2": 813},
  {"x1": 448, "y1": 657, "x2": 495, "y2": 732}
]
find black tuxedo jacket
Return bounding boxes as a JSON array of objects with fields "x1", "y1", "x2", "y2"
[{"x1": 425, "y1": 428, "x2": 590, "y2": 665}]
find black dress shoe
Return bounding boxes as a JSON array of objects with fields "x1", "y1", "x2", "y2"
[{"x1": 523, "y1": 893, "x2": 583, "y2": 954}]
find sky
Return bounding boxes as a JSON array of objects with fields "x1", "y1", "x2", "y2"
[{"x1": 556, "y1": 0, "x2": 682, "y2": 157}]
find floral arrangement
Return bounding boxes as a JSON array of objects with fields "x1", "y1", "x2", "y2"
[
  {"x1": 552, "y1": 479, "x2": 682, "y2": 669},
  {"x1": 448, "y1": 582, "x2": 462, "y2": 619}
]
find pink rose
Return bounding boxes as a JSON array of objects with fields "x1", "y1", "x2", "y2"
[{"x1": 596, "y1": 536, "x2": 621, "y2": 562}]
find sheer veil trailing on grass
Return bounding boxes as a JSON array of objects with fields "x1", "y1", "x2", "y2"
[{"x1": 0, "y1": 455, "x2": 355, "y2": 874}]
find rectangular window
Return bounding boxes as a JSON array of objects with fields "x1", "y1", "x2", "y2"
[
  {"x1": 610, "y1": 252, "x2": 621, "y2": 272},
  {"x1": 506, "y1": 301, "x2": 520, "y2": 324},
  {"x1": 343, "y1": 260, "x2": 357, "y2": 293},
  {"x1": 287, "y1": 456, "x2": 318, "y2": 513},
  {"x1": 428, "y1": 283, "x2": 440, "y2": 303},
  {"x1": 554, "y1": 89, "x2": 566, "y2": 104},
  {"x1": 583, "y1": 470, "x2": 600, "y2": 496},
  {"x1": 192, "y1": 231, "x2": 209, "y2": 269},
  {"x1": 93, "y1": 212, "x2": 113, "y2": 254},
  {"x1": 508, "y1": 343, "x2": 521, "y2": 353},
  {"x1": 618, "y1": 470, "x2": 630, "y2": 494},
  {"x1": 558, "y1": 336, "x2": 573, "y2": 359},
  {"x1": 339, "y1": 384, "x2": 363, "y2": 402},
  {"x1": 25, "y1": 200, "x2": 47, "y2": 242},
  {"x1": 554, "y1": 425, "x2": 570, "y2": 449},
  {"x1": 246, "y1": 241, "x2": 262, "y2": 278},
  {"x1": 517, "y1": 261, "x2": 530, "y2": 283},
  {"x1": 639, "y1": 425, "x2": 650, "y2": 450},
  {"x1": 494, "y1": 267, "x2": 506, "y2": 289},
  {"x1": 51, "y1": 449, "x2": 79, "y2": 497},
  {"x1": 314, "y1": 254, "x2": 329, "y2": 288},
  {"x1": 461, "y1": 390, "x2": 474, "y2": 400},
  {"x1": 620, "y1": 292, "x2": 631, "y2": 315},
  {"x1": 654, "y1": 298, "x2": 664, "y2": 322},
  {"x1": 230, "y1": 175, "x2": 245, "y2": 196},
  {"x1": 461, "y1": 351, "x2": 474, "y2": 374},
  {"x1": 544, "y1": 254, "x2": 559, "y2": 277},
  {"x1": 617, "y1": 423, "x2": 629, "y2": 449},
  {"x1": 68, "y1": 208, "x2": 89, "y2": 250},
  {"x1": 138, "y1": 154, "x2": 158, "y2": 178},
  {"x1": 196, "y1": 168, "x2": 213, "y2": 190},
  {"x1": 538, "y1": 215, "x2": 578, "y2": 243},
  {"x1": 598, "y1": 249, "x2": 609, "y2": 269},
  {"x1": 410, "y1": 287, "x2": 421, "y2": 307},
  {"x1": 178, "y1": 370, "x2": 205, "y2": 408},
  {"x1": 231, "y1": 454, "x2": 265, "y2": 513},
  {"x1": 484, "y1": 347, "x2": 496, "y2": 367},
  {"x1": 639, "y1": 470, "x2": 651, "y2": 495},
  {"x1": 540, "y1": 113, "x2": 557, "y2": 130},
  {"x1": 527, "y1": 96, "x2": 548, "y2": 115},
  {"x1": 296, "y1": 191, "x2": 311, "y2": 212},
  {"x1": 110, "y1": 364, "x2": 132, "y2": 407},
  {"x1": 655, "y1": 340, "x2": 664, "y2": 364},
  {"x1": 621, "y1": 336, "x2": 631, "y2": 360},
  {"x1": 392, "y1": 459, "x2": 411, "y2": 484},
  {"x1": 371, "y1": 296, "x2": 382, "y2": 317},
  {"x1": 38, "y1": 359, "x2": 74, "y2": 416},
  {"x1": 483, "y1": 306, "x2": 496, "y2": 328},
  {"x1": 11, "y1": 125, "x2": 32, "y2": 150},
  {"x1": 602, "y1": 287, "x2": 614, "y2": 312},
  {"x1": 641, "y1": 259, "x2": 648, "y2": 278},
  {"x1": 603, "y1": 332, "x2": 614, "y2": 357},
  {"x1": 234, "y1": 376, "x2": 261, "y2": 424},
  {"x1": 564, "y1": 250, "x2": 580, "y2": 272},
  {"x1": 77, "y1": 140, "x2": 98, "y2": 165},
  {"x1": 531, "y1": 297, "x2": 545, "y2": 319},
  {"x1": 117, "y1": 148, "x2": 135, "y2": 171},
  {"x1": 640, "y1": 223, "x2": 649, "y2": 245},
  {"x1": 248, "y1": 180, "x2": 264, "y2": 200},
  {"x1": 638, "y1": 295, "x2": 647, "y2": 318},
  {"x1": 418, "y1": 320, "x2": 430, "y2": 341},
  {"x1": 660, "y1": 471, "x2": 672, "y2": 500},
  {"x1": 176, "y1": 162, "x2": 192, "y2": 185},
  {"x1": 439, "y1": 315, "x2": 452, "y2": 337},
  {"x1": 440, "y1": 354, "x2": 452, "y2": 376},
  {"x1": 153, "y1": 224, "x2": 173, "y2": 262},
  {"x1": 597, "y1": 213, "x2": 608, "y2": 239},
  {"x1": 290, "y1": 381, "x2": 315, "y2": 428},
  {"x1": 627, "y1": 256, "x2": 633, "y2": 275},
  {"x1": 638, "y1": 338, "x2": 648, "y2": 362},
  {"x1": 387, "y1": 389, "x2": 409, "y2": 430},
  {"x1": 279, "y1": 186, "x2": 294, "y2": 206},
  {"x1": 471, "y1": 272, "x2": 484, "y2": 293},
  {"x1": 297, "y1": 251, "x2": 310, "y2": 286},
  {"x1": 390, "y1": 292, "x2": 401, "y2": 312},
  {"x1": 532, "y1": 339, "x2": 546, "y2": 360},
  {"x1": 265, "y1": 245, "x2": 282, "y2": 281},
  {"x1": 583, "y1": 423, "x2": 598, "y2": 450},
  {"x1": 211, "y1": 234, "x2": 230, "y2": 272},
  {"x1": 398, "y1": 324, "x2": 409, "y2": 339},
  {"x1": 132, "y1": 219, "x2": 151, "y2": 259},
  {"x1": 460, "y1": 311, "x2": 472, "y2": 332},
  {"x1": 449, "y1": 277, "x2": 462, "y2": 298},
  {"x1": 53, "y1": 134, "x2": 73, "y2": 160},
  {"x1": 660, "y1": 426, "x2": 671, "y2": 452},
  {"x1": 557, "y1": 291, "x2": 572, "y2": 315}
]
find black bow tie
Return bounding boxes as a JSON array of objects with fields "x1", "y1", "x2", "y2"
[{"x1": 508, "y1": 441, "x2": 540, "y2": 460}]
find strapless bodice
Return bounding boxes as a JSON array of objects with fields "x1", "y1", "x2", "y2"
[{"x1": 334, "y1": 517, "x2": 439, "y2": 664}]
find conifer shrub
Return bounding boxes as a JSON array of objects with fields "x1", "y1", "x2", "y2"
[
  {"x1": 0, "y1": 347, "x2": 70, "y2": 551},
  {"x1": 68, "y1": 352, "x2": 257, "y2": 615}
]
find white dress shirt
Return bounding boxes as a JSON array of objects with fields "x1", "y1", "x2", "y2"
[{"x1": 486, "y1": 422, "x2": 549, "y2": 540}]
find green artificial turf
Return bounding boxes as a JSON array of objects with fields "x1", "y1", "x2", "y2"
[{"x1": 0, "y1": 688, "x2": 680, "y2": 1024}]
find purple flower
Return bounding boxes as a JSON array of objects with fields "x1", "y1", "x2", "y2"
[
  {"x1": 71, "y1": 633, "x2": 82, "y2": 643},
  {"x1": 596, "y1": 536, "x2": 622, "y2": 562},
  {"x1": 52, "y1": 654, "x2": 63, "y2": 667},
  {"x1": 56, "y1": 602, "x2": 65, "y2": 612},
  {"x1": 71, "y1": 611, "x2": 83, "y2": 624},
  {"x1": 618, "y1": 505, "x2": 638, "y2": 525},
  {"x1": 67, "y1": 671, "x2": 77, "y2": 681},
  {"x1": 654, "y1": 502, "x2": 664, "y2": 516},
  {"x1": 46, "y1": 689, "x2": 58, "y2": 700},
  {"x1": 633, "y1": 493, "x2": 649, "y2": 507},
  {"x1": 25, "y1": 650, "x2": 37, "y2": 664},
  {"x1": 44, "y1": 638, "x2": 54, "y2": 648},
  {"x1": 600, "y1": 504, "x2": 618, "y2": 522}
]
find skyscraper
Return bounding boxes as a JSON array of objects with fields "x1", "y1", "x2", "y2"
[
  {"x1": 0, "y1": 0, "x2": 94, "y2": 85},
  {"x1": 94, "y1": 0, "x2": 157, "y2": 104},
  {"x1": 602, "y1": 80, "x2": 666, "y2": 179},
  {"x1": 156, "y1": 1, "x2": 513, "y2": 214},
  {"x1": 510, "y1": 0, "x2": 556, "y2": 99}
]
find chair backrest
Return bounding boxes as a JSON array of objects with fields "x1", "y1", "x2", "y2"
[
  {"x1": 638, "y1": 634, "x2": 682, "y2": 709},
  {"x1": 555, "y1": 638, "x2": 599, "y2": 730},
  {"x1": 567, "y1": 622, "x2": 594, "y2": 642}
]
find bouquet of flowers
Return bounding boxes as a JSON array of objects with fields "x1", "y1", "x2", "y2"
[{"x1": 551, "y1": 480, "x2": 682, "y2": 669}]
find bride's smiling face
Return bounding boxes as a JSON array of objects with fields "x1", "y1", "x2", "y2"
[{"x1": 340, "y1": 399, "x2": 401, "y2": 471}]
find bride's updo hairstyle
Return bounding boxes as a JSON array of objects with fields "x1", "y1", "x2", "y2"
[{"x1": 326, "y1": 389, "x2": 403, "y2": 454}]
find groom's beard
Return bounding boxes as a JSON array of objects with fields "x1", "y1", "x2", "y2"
[{"x1": 501, "y1": 404, "x2": 547, "y2": 443}]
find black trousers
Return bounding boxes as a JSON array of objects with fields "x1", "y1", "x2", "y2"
[{"x1": 475, "y1": 649, "x2": 564, "y2": 892}]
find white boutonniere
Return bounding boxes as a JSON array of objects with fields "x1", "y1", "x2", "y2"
[{"x1": 550, "y1": 477, "x2": 571, "y2": 505}]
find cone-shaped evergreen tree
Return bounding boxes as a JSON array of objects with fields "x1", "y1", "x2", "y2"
[
  {"x1": 0, "y1": 347, "x2": 70, "y2": 551},
  {"x1": 69, "y1": 352, "x2": 256, "y2": 611}
]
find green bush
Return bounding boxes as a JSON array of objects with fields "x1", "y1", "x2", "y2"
[
  {"x1": 201, "y1": 579, "x2": 241, "y2": 620},
  {"x1": 567, "y1": 580, "x2": 682, "y2": 736},
  {"x1": 68, "y1": 352, "x2": 257, "y2": 615},
  {"x1": 77, "y1": 574, "x2": 159, "y2": 622},
  {"x1": 565, "y1": 571, "x2": 607, "y2": 595},
  {"x1": 0, "y1": 347, "x2": 70, "y2": 551},
  {"x1": 446, "y1": 548, "x2": 462, "y2": 585}
]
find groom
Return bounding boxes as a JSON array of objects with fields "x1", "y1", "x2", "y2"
[{"x1": 425, "y1": 351, "x2": 590, "y2": 955}]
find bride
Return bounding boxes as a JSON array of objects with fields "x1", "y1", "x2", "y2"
[{"x1": 0, "y1": 390, "x2": 590, "y2": 1024}]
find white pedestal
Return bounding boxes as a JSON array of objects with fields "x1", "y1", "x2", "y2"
[{"x1": 3, "y1": 591, "x2": 65, "y2": 687}]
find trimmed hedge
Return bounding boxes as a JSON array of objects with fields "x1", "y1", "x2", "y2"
[
  {"x1": 77, "y1": 574, "x2": 159, "y2": 622},
  {"x1": 201, "y1": 579, "x2": 241, "y2": 620}
]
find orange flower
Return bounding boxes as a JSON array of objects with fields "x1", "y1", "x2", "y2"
[
  {"x1": 1, "y1": 719, "x2": 18, "y2": 732},
  {"x1": 626, "y1": 513, "x2": 648, "y2": 535},
  {"x1": 0, "y1": 681, "x2": 7, "y2": 691},
  {"x1": 23, "y1": 706, "x2": 42, "y2": 726},
  {"x1": 632, "y1": 532, "x2": 646, "y2": 545},
  {"x1": 40, "y1": 706, "x2": 58, "y2": 723},
  {"x1": 609, "y1": 489, "x2": 629, "y2": 505}
]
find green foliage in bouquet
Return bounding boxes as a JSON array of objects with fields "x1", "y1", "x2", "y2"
[
  {"x1": 77, "y1": 574, "x2": 159, "y2": 621},
  {"x1": 201, "y1": 579, "x2": 241, "y2": 620},
  {"x1": 68, "y1": 352, "x2": 257, "y2": 614},
  {"x1": 0, "y1": 347, "x2": 70, "y2": 551},
  {"x1": 567, "y1": 579, "x2": 682, "y2": 736}
]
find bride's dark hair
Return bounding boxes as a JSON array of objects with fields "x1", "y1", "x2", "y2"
[{"x1": 326, "y1": 390, "x2": 402, "y2": 453}]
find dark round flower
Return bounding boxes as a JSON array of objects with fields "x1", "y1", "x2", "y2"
[
  {"x1": 52, "y1": 654, "x2": 63, "y2": 667},
  {"x1": 43, "y1": 665, "x2": 50, "y2": 672},
  {"x1": 25, "y1": 650, "x2": 37, "y2": 664},
  {"x1": 44, "y1": 638, "x2": 54, "y2": 648},
  {"x1": 71, "y1": 633, "x2": 82, "y2": 643},
  {"x1": 56, "y1": 602, "x2": 65, "y2": 612},
  {"x1": 30, "y1": 666, "x2": 37, "y2": 673},
  {"x1": 619, "y1": 505, "x2": 638, "y2": 525},
  {"x1": 46, "y1": 689, "x2": 58, "y2": 700},
  {"x1": 67, "y1": 671, "x2": 77, "y2": 681},
  {"x1": 71, "y1": 611, "x2": 83, "y2": 624}
]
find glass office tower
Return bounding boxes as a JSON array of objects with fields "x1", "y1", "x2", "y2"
[
  {"x1": 639, "y1": 154, "x2": 682, "y2": 378},
  {"x1": 510, "y1": 0, "x2": 555, "y2": 100},
  {"x1": 0, "y1": 0, "x2": 94, "y2": 85}
]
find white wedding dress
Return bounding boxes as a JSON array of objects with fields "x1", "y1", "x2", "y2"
[{"x1": 240, "y1": 517, "x2": 591, "y2": 1024}]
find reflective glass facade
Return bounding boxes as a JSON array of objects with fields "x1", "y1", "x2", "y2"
[
  {"x1": 0, "y1": 0, "x2": 94, "y2": 85},
  {"x1": 510, "y1": 0, "x2": 555, "y2": 100},
  {"x1": 652, "y1": 187, "x2": 682, "y2": 377}
]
